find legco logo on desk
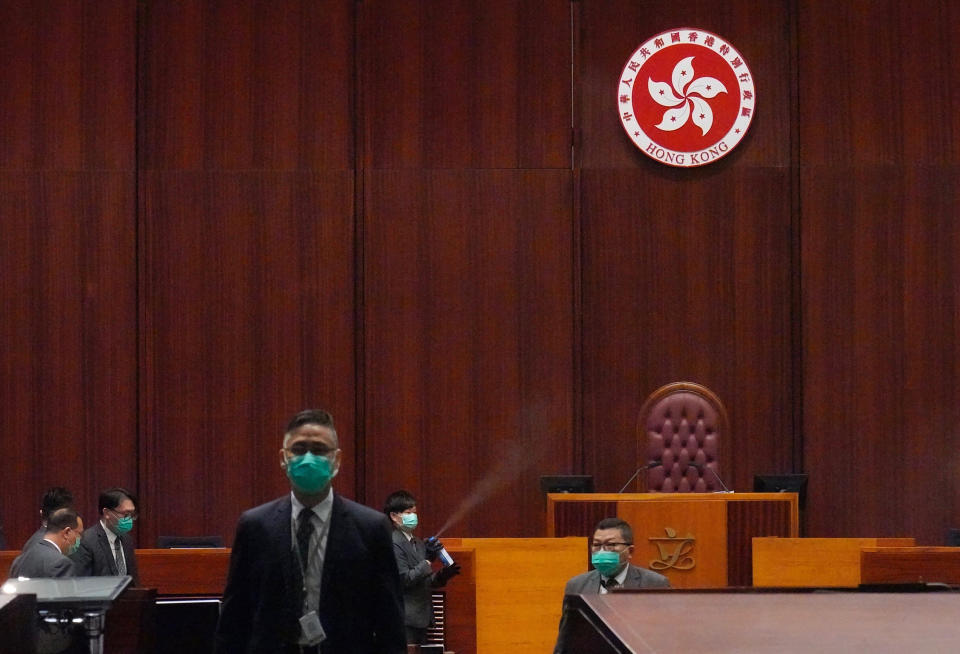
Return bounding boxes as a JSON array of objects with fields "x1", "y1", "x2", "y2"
[{"x1": 617, "y1": 28, "x2": 756, "y2": 167}]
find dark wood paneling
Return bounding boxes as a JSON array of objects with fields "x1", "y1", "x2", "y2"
[
  {"x1": 138, "y1": 172, "x2": 356, "y2": 547},
  {"x1": 552, "y1": 502, "x2": 618, "y2": 538},
  {"x1": 362, "y1": 170, "x2": 574, "y2": 537},
  {"x1": 139, "y1": 0, "x2": 353, "y2": 170},
  {"x1": 576, "y1": 0, "x2": 795, "y2": 500},
  {"x1": 359, "y1": 0, "x2": 571, "y2": 169},
  {"x1": 799, "y1": 0, "x2": 960, "y2": 544},
  {"x1": 137, "y1": 1, "x2": 357, "y2": 547},
  {"x1": 0, "y1": 1, "x2": 136, "y2": 547},
  {"x1": 0, "y1": 0, "x2": 134, "y2": 171}
]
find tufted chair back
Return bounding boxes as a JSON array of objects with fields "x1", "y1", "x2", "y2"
[{"x1": 638, "y1": 382, "x2": 728, "y2": 492}]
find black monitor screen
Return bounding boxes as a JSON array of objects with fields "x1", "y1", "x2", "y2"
[
  {"x1": 540, "y1": 475, "x2": 594, "y2": 494},
  {"x1": 753, "y1": 474, "x2": 808, "y2": 510}
]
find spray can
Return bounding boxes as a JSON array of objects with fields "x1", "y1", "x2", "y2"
[{"x1": 427, "y1": 536, "x2": 455, "y2": 567}]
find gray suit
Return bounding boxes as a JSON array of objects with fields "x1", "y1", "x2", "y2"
[
  {"x1": 69, "y1": 521, "x2": 139, "y2": 585},
  {"x1": 9, "y1": 539, "x2": 75, "y2": 578},
  {"x1": 554, "y1": 564, "x2": 669, "y2": 653},
  {"x1": 391, "y1": 529, "x2": 437, "y2": 629},
  {"x1": 22, "y1": 526, "x2": 46, "y2": 551},
  {"x1": 562, "y1": 563, "x2": 669, "y2": 595}
]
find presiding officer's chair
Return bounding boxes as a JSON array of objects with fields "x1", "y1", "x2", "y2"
[{"x1": 638, "y1": 381, "x2": 728, "y2": 492}]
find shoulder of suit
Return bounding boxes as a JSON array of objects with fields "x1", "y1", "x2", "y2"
[
  {"x1": 565, "y1": 569, "x2": 598, "y2": 591},
  {"x1": 629, "y1": 564, "x2": 669, "y2": 586},
  {"x1": 240, "y1": 496, "x2": 290, "y2": 521}
]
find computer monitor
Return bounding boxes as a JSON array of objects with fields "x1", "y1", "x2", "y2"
[
  {"x1": 753, "y1": 473, "x2": 808, "y2": 510},
  {"x1": 540, "y1": 475, "x2": 594, "y2": 494}
]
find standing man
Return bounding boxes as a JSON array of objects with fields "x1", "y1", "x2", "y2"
[
  {"x1": 22, "y1": 486, "x2": 74, "y2": 550},
  {"x1": 554, "y1": 517, "x2": 669, "y2": 653},
  {"x1": 9, "y1": 507, "x2": 84, "y2": 578},
  {"x1": 70, "y1": 487, "x2": 140, "y2": 585},
  {"x1": 215, "y1": 409, "x2": 405, "y2": 654},
  {"x1": 384, "y1": 490, "x2": 461, "y2": 645}
]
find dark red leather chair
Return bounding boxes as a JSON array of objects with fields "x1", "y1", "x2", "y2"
[{"x1": 638, "y1": 381, "x2": 728, "y2": 492}]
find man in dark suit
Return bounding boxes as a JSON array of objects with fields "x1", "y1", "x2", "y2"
[
  {"x1": 9, "y1": 507, "x2": 84, "y2": 578},
  {"x1": 215, "y1": 409, "x2": 405, "y2": 654},
  {"x1": 554, "y1": 517, "x2": 670, "y2": 653},
  {"x1": 70, "y1": 487, "x2": 140, "y2": 585},
  {"x1": 22, "y1": 486, "x2": 74, "y2": 551},
  {"x1": 384, "y1": 490, "x2": 460, "y2": 645}
]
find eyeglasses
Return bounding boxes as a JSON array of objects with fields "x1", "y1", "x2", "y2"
[
  {"x1": 285, "y1": 443, "x2": 336, "y2": 457},
  {"x1": 109, "y1": 508, "x2": 138, "y2": 520},
  {"x1": 590, "y1": 541, "x2": 631, "y2": 552}
]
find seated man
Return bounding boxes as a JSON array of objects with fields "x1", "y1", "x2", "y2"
[
  {"x1": 554, "y1": 517, "x2": 669, "y2": 653},
  {"x1": 70, "y1": 487, "x2": 140, "y2": 584},
  {"x1": 9, "y1": 507, "x2": 84, "y2": 578}
]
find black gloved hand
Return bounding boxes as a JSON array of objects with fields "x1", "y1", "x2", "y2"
[
  {"x1": 435, "y1": 562, "x2": 461, "y2": 585},
  {"x1": 424, "y1": 537, "x2": 443, "y2": 562}
]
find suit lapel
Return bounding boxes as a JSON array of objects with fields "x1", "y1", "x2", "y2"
[{"x1": 97, "y1": 524, "x2": 118, "y2": 575}]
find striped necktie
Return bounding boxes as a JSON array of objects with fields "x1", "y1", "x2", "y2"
[{"x1": 114, "y1": 538, "x2": 126, "y2": 576}]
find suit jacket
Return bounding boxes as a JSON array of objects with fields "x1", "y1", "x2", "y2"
[
  {"x1": 554, "y1": 564, "x2": 669, "y2": 654},
  {"x1": 215, "y1": 493, "x2": 405, "y2": 654},
  {"x1": 22, "y1": 526, "x2": 46, "y2": 551},
  {"x1": 562, "y1": 563, "x2": 669, "y2": 595},
  {"x1": 391, "y1": 529, "x2": 438, "y2": 629},
  {"x1": 69, "y1": 521, "x2": 139, "y2": 585},
  {"x1": 9, "y1": 539, "x2": 75, "y2": 578}
]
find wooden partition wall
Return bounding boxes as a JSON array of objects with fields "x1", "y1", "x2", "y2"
[{"x1": 1, "y1": 0, "x2": 959, "y2": 550}]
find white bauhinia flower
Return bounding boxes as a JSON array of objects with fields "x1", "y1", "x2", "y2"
[{"x1": 648, "y1": 56, "x2": 727, "y2": 136}]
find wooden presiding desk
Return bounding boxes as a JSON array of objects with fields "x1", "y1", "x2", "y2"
[{"x1": 547, "y1": 492, "x2": 798, "y2": 587}]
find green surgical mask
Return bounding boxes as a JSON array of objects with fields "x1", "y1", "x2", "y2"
[
  {"x1": 285, "y1": 452, "x2": 335, "y2": 494},
  {"x1": 400, "y1": 512, "x2": 418, "y2": 530},
  {"x1": 591, "y1": 550, "x2": 624, "y2": 577},
  {"x1": 68, "y1": 534, "x2": 82, "y2": 555},
  {"x1": 114, "y1": 516, "x2": 134, "y2": 534}
]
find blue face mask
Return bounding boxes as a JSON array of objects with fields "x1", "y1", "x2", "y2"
[
  {"x1": 400, "y1": 512, "x2": 418, "y2": 530},
  {"x1": 591, "y1": 550, "x2": 624, "y2": 577},
  {"x1": 285, "y1": 452, "x2": 335, "y2": 494}
]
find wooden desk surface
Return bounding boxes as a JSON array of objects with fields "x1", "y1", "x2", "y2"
[{"x1": 576, "y1": 591, "x2": 960, "y2": 653}]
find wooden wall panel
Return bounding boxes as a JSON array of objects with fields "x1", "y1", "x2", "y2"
[
  {"x1": 0, "y1": 1, "x2": 136, "y2": 547},
  {"x1": 799, "y1": 0, "x2": 960, "y2": 544},
  {"x1": 576, "y1": 1, "x2": 795, "y2": 495},
  {"x1": 137, "y1": 1, "x2": 357, "y2": 547},
  {"x1": 3, "y1": 0, "x2": 960, "y2": 552},
  {"x1": 362, "y1": 171, "x2": 574, "y2": 537},
  {"x1": 359, "y1": 0, "x2": 571, "y2": 169}
]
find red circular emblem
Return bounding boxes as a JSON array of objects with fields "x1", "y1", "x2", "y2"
[{"x1": 618, "y1": 28, "x2": 756, "y2": 167}]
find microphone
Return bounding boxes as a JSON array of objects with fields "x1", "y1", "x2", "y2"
[
  {"x1": 618, "y1": 461, "x2": 662, "y2": 493},
  {"x1": 686, "y1": 461, "x2": 733, "y2": 493}
]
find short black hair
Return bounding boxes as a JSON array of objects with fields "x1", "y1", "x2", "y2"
[
  {"x1": 45, "y1": 507, "x2": 80, "y2": 533},
  {"x1": 383, "y1": 490, "x2": 417, "y2": 516},
  {"x1": 593, "y1": 517, "x2": 633, "y2": 544},
  {"x1": 286, "y1": 409, "x2": 335, "y2": 433},
  {"x1": 41, "y1": 487, "x2": 74, "y2": 520},
  {"x1": 98, "y1": 487, "x2": 137, "y2": 514}
]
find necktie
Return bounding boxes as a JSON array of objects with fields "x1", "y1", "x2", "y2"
[
  {"x1": 297, "y1": 508, "x2": 314, "y2": 567},
  {"x1": 602, "y1": 577, "x2": 619, "y2": 590},
  {"x1": 114, "y1": 538, "x2": 126, "y2": 576}
]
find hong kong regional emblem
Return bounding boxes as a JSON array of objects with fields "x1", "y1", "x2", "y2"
[{"x1": 618, "y1": 28, "x2": 756, "y2": 167}]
